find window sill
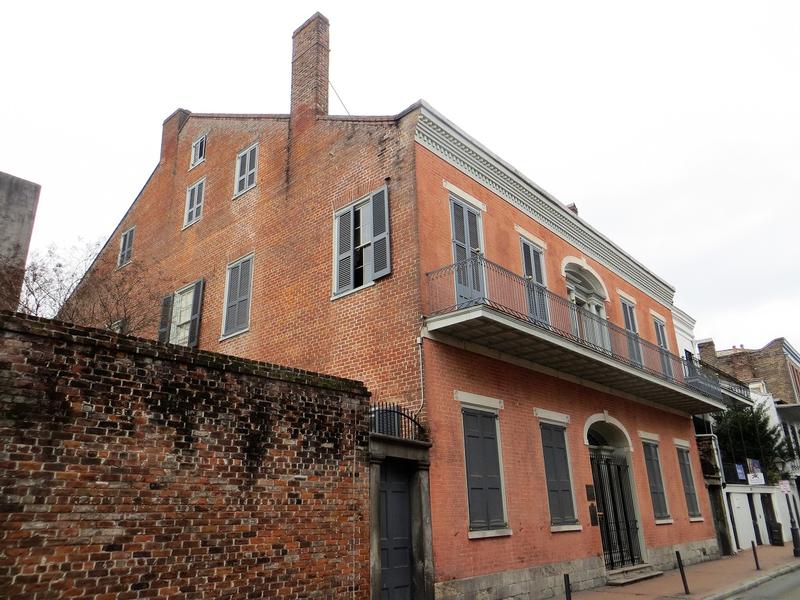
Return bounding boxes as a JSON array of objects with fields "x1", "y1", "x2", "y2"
[
  {"x1": 551, "y1": 523, "x2": 582, "y2": 533},
  {"x1": 468, "y1": 528, "x2": 512, "y2": 540},
  {"x1": 189, "y1": 158, "x2": 205, "y2": 171},
  {"x1": 219, "y1": 327, "x2": 250, "y2": 342},
  {"x1": 232, "y1": 184, "x2": 256, "y2": 200},
  {"x1": 689, "y1": 516, "x2": 704, "y2": 523},
  {"x1": 116, "y1": 260, "x2": 132, "y2": 270},
  {"x1": 330, "y1": 280, "x2": 375, "y2": 301},
  {"x1": 181, "y1": 217, "x2": 202, "y2": 231},
  {"x1": 655, "y1": 518, "x2": 674, "y2": 525}
]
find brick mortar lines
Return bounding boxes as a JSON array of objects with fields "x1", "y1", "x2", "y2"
[{"x1": 0, "y1": 310, "x2": 370, "y2": 396}]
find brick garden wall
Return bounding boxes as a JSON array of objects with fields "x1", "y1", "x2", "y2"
[{"x1": 0, "y1": 312, "x2": 370, "y2": 599}]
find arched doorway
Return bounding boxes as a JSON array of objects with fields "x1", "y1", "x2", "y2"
[{"x1": 586, "y1": 416, "x2": 643, "y2": 570}]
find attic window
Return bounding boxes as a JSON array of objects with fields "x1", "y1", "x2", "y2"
[{"x1": 191, "y1": 135, "x2": 206, "y2": 167}]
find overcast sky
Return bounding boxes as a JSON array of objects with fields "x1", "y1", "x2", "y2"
[{"x1": 2, "y1": 1, "x2": 798, "y2": 350}]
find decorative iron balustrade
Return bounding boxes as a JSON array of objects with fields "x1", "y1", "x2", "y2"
[
  {"x1": 426, "y1": 256, "x2": 725, "y2": 402},
  {"x1": 369, "y1": 402, "x2": 427, "y2": 442}
]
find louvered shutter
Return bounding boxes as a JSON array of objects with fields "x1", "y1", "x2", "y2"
[
  {"x1": 335, "y1": 207, "x2": 354, "y2": 294},
  {"x1": 187, "y1": 279, "x2": 204, "y2": 348},
  {"x1": 644, "y1": 443, "x2": 668, "y2": 518},
  {"x1": 677, "y1": 448, "x2": 700, "y2": 517},
  {"x1": 158, "y1": 295, "x2": 173, "y2": 343},
  {"x1": 236, "y1": 258, "x2": 252, "y2": 330},
  {"x1": 224, "y1": 264, "x2": 241, "y2": 336},
  {"x1": 463, "y1": 408, "x2": 506, "y2": 530},
  {"x1": 370, "y1": 187, "x2": 391, "y2": 279},
  {"x1": 541, "y1": 424, "x2": 576, "y2": 524}
]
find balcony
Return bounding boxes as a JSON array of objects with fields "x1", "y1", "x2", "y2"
[{"x1": 424, "y1": 257, "x2": 733, "y2": 414}]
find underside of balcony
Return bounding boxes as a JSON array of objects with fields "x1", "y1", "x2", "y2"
[{"x1": 424, "y1": 303, "x2": 728, "y2": 416}]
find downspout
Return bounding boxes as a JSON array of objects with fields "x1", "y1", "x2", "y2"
[{"x1": 415, "y1": 334, "x2": 425, "y2": 418}]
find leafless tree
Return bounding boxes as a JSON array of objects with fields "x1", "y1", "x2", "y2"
[{"x1": 2, "y1": 240, "x2": 165, "y2": 336}]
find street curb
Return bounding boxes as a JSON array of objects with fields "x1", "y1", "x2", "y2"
[{"x1": 701, "y1": 560, "x2": 800, "y2": 600}]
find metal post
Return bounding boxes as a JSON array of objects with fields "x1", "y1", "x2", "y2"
[
  {"x1": 675, "y1": 550, "x2": 690, "y2": 595},
  {"x1": 786, "y1": 494, "x2": 800, "y2": 558},
  {"x1": 751, "y1": 540, "x2": 761, "y2": 570},
  {"x1": 563, "y1": 573, "x2": 572, "y2": 600}
]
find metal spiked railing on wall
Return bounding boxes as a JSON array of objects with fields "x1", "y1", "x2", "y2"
[{"x1": 369, "y1": 402, "x2": 427, "y2": 442}]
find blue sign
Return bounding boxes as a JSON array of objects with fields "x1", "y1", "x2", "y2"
[{"x1": 735, "y1": 464, "x2": 746, "y2": 480}]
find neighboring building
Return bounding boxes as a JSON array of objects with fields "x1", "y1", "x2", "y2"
[
  {"x1": 699, "y1": 338, "x2": 800, "y2": 407},
  {"x1": 0, "y1": 171, "x2": 40, "y2": 310},
  {"x1": 698, "y1": 337, "x2": 800, "y2": 552},
  {"x1": 72, "y1": 14, "x2": 754, "y2": 599}
]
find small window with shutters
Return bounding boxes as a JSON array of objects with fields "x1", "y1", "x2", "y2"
[
  {"x1": 234, "y1": 143, "x2": 257, "y2": 197},
  {"x1": 643, "y1": 441, "x2": 670, "y2": 519},
  {"x1": 676, "y1": 447, "x2": 701, "y2": 518},
  {"x1": 333, "y1": 186, "x2": 391, "y2": 296},
  {"x1": 158, "y1": 279, "x2": 204, "y2": 347},
  {"x1": 184, "y1": 178, "x2": 205, "y2": 227},
  {"x1": 117, "y1": 227, "x2": 135, "y2": 267},
  {"x1": 520, "y1": 237, "x2": 548, "y2": 323},
  {"x1": 540, "y1": 423, "x2": 577, "y2": 525},
  {"x1": 221, "y1": 254, "x2": 253, "y2": 338},
  {"x1": 462, "y1": 407, "x2": 507, "y2": 531}
]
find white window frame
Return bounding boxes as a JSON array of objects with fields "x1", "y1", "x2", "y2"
[
  {"x1": 220, "y1": 253, "x2": 254, "y2": 340},
  {"x1": 168, "y1": 282, "x2": 197, "y2": 346},
  {"x1": 117, "y1": 226, "x2": 135, "y2": 267},
  {"x1": 233, "y1": 143, "x2": 258, "y2": 198},
  {"x1": 456, "y1": 391, "x2": 511, "y2": 539},
  {"x1": 184, "y1": 177, "x2": 206, "y2": 228},
  {"x1": 190, "y1": 134, "x2": 207, "y2": 168}
]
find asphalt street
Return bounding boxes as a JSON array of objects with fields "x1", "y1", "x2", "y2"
[{"x1": 731, "y1": 568, "x2": 800, "y2": 599}]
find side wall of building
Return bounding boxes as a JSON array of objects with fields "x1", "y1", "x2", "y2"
[
  {"x1": 0, "y1": 172, "x2": 40, "y2": 310},
  {"x1": 0, "y1": 312, "x2": 370, "y2": 599},
  {"x1": 72, "y1": 108, "x2": 423, "y2": 410}
]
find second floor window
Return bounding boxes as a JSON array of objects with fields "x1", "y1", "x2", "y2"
[
  {"x1": 184, "y1": 179, "x2": 205, "y2": 227},
  {"x1": 521, "y1": 238, "x2": 547, "y2": 323},
  {"x1": 234, "y1": 143, "x2": 257, "y2": 196},
  {"x1": 222, "y1": 254, "x2": 253, "y2": 337},
  {"x1": 621, "y1": 299, "x2": 643, "y2": 366},
  {"x1": 333, "y1": 187, "x2": 391, "y2": 295},
  {"x1": 158, "y1": 279, "x2": 205, "y2": 347},
  {"x1": 191, "y1": 135, "x2": 206, "y2": 167},
  {"x1": 118, "y1": 227, "x2": 135, "y2": 267}
]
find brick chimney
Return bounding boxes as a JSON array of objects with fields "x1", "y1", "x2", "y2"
[
  {"x1": 291, "y1": 13, "x2": 329, "y2": 126},
  {"x1": 161, "y1": 108, "x2": 191, "y2": 163}
]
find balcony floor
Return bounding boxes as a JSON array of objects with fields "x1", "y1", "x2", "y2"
[{"x1": 424, "y1": 304, "x2": 727, "y2": 415}]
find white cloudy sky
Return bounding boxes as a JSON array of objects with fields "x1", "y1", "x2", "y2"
[{"x1": 2, "y1": 1, "x2": 798, "y2": 350}]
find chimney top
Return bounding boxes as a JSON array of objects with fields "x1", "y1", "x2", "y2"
[
  {"x1": 290, "y1": 13, "x2": 330, "y2": 121},
  {"x1": 566, "y1": 203, "x2": 579, "y2": 215}
]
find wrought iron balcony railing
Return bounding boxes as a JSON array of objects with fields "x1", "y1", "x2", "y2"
[
  {"x1": 369, "y1": 402, "x2": 427, "y2": 442},
  {"x1": 426, "y1": 256, "x2": 726, "y2": 402}
]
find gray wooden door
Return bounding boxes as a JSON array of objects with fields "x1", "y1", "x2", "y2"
[{"x1": 379, "y1": 461, "x2": 413, "y2": 599}]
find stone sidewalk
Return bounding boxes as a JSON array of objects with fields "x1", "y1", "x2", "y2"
[{"x1": 571, "y1": 545, "x2": 800, "y2": 599}]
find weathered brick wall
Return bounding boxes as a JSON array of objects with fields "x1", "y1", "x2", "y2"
[
  {"x1": 698, "y1": 338, "x2": 797, "y2": 403},
  {"x1": 0, "y1": 312, "x2": 370, "y2": 599}
]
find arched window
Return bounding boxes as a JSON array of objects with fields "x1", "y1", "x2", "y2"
[{"x1": 562, "y1": 260, "x2": 610, "y2": 351}]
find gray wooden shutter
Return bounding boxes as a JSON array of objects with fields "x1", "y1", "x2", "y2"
[
  {"x1": 158, "y1": 295, "x2": 173, "y2": 343},
  {"x1": 644, "y1": 443, "x2": 668, "y2": 518},
  {"x1": 236, "y1": 258, "x2": 252, "y2": 330},
  {"x1": 187, "y1": 279, "x2": 204, "y2": 348},
  {"x1": 541, "y1": 424, "x2": 576, "y2": 524},
  {"x1": 371, "y1": 187, "x2": 391, "y2": 279},
  {"x1": 224, "y1": 264, "x2": 241, "y2": 336},
  {"x1": 462, "y1": 408, "x2": 505, "y2": 530},
  {"x1": 335, "y1": 207, "x2": 354, "y2": 294},
  {"x1": 677, "y1": 448, "x2": 700, "y2": 517}
]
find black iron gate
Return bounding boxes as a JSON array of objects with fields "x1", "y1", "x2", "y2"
[{"x1": 590, "y1": 448, "x2": 643, "y2": 569}]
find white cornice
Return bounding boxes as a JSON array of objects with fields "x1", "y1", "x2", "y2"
[{"x1": 414, "y1": 103, "x2": 676, "y2": 307}]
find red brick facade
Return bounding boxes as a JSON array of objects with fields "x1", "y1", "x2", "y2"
[
  {"x1": 0, "y1": 311, "x2": 370, "y2": 599},
  {"x1": 70, "y1": 13, "x2": 721, "y2": 598}
]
